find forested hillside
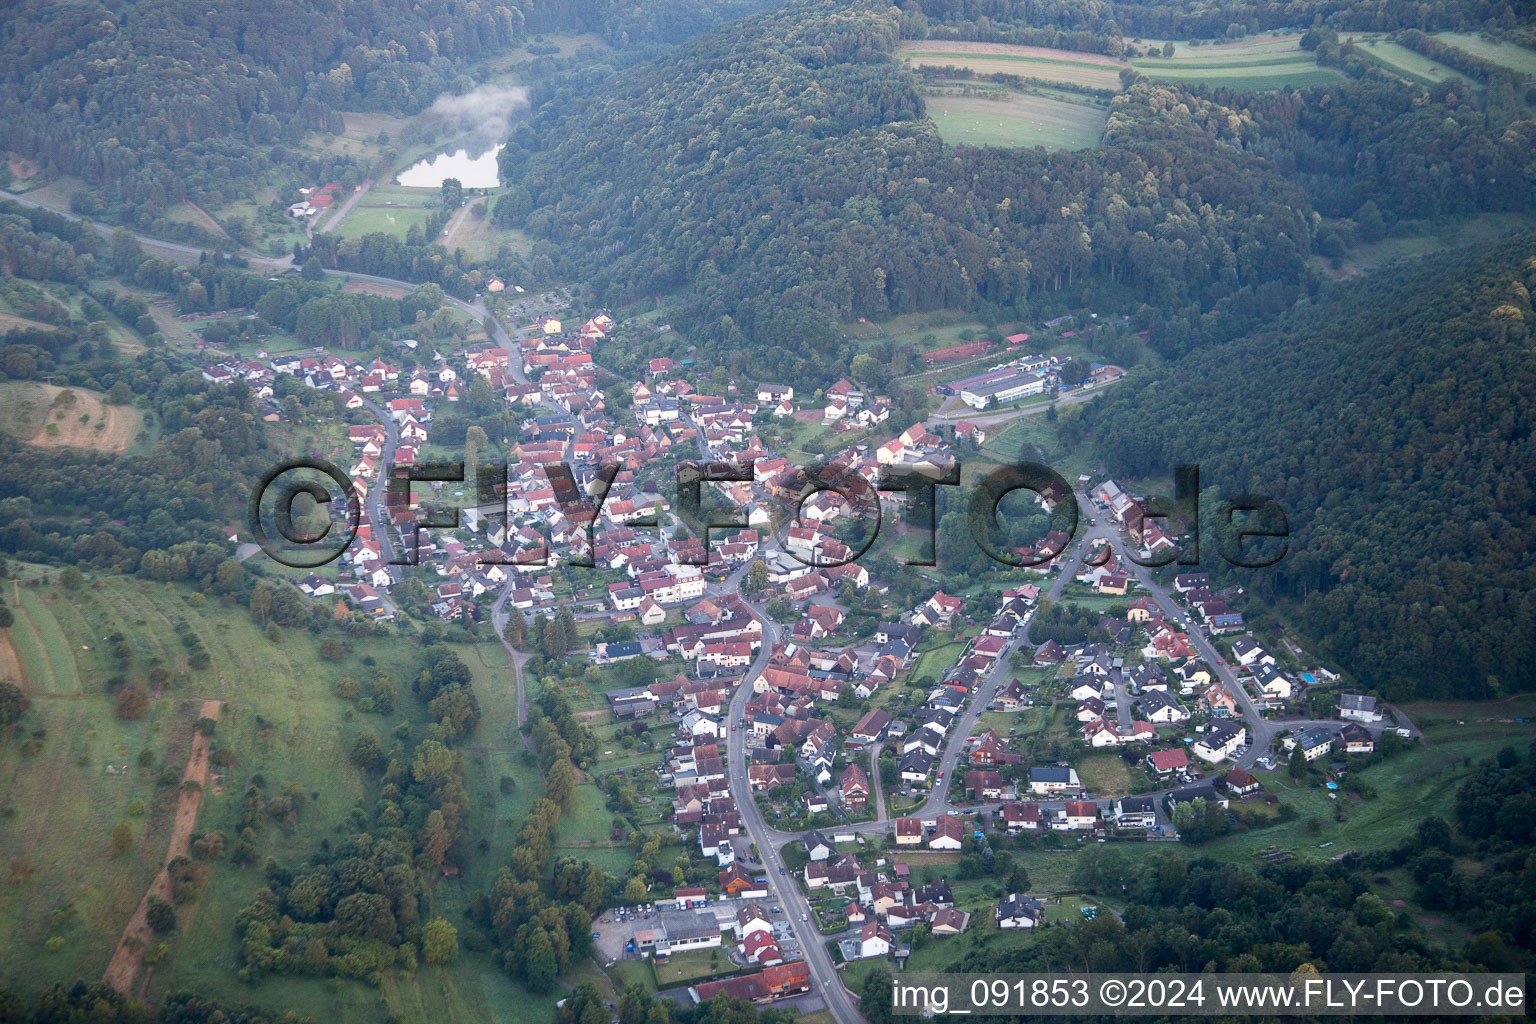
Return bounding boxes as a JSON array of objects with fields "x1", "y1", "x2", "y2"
[
  {"x1": 0, "y1": 0, "x2": 766, "y2": 220},
  {"x1": 1084, "y1": 235, "x2": 1536, "y2": 700},
  {"x1": 494, "y1": 0, "x2": 1533, "y2": 384},
  {"x1": 497, "y1": 0, "x2": 1321, "y2": 385}
]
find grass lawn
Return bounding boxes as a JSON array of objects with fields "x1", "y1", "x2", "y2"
[
  {"x1": 1073, "y1": 753, "x2": 1138, "y2": 798},
  {"x1": 605, "y1": 958, "x2": 656, "y2": 994},
  {"x1": 910, "y1": 639, "x2": 967, "y2": 685},
  {"x1": 337, "y1": 203, "x2": 436, "y2": 240},
  {"x1": 926, "y1": 92, "x2": 1110, "y2": 151},
  {"x1": 1045, "y1": 893, "x2": 1102, "y2": 924},
  {"x1": 897, "y1": 42, "x2": 1128, "y2": 90},
  {"x1": 650, "y1": 948, "x2": 733, "y2": 986},
  {"x1": 1054, "y1": 590, "x2": 1135, "y2": 614}
]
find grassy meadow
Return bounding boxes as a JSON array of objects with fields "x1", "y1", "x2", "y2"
[
  {"x1": 1131, "y1": 35, "x2": 1344, "y2": 90},
  {"x1": 1431, "y1": 32, "x2": 1536, "y2": 74},
  {"x1": 1352, "y1": 39, "x2": 1469, "y2": 85},
  {"x1": 0, "y1": 567, "x2": 564, "y2": 1023},
  {"x1": 926, "y1": 92, "x2": 1110, "y2": 150}
]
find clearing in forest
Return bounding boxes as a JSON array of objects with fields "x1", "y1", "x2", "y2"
[{"x1": 0, "y1": 382, "x2": 140, "y2": 453}]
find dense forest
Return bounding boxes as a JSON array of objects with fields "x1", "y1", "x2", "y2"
[
  {"x1": 1084, "y1": 235, "x2": 1536, "y2": 700},
  {"x1": 492, "y1": 0, "x2": 1533, "y2": 385},
  {"x1": 0, "y1": 0, "x2": 768, "y2": 224}
]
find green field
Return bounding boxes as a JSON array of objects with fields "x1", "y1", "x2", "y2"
[
  {"x1": 1318, "y1": 210, "x2": 1536, "y2": 279},
  {"x1": 1431, "y1": 32, "x2": 1536, "y2": 75},
  {"x1": 336, "y1": 195, "x2": 437, "y2": 239},
  {"x1": 927, "y1": 92, "x2": 1109, "y2": 151},
  {"x1": 898, "y1": 42, "x2": 1128, "y2": 91},
  {"x1": 13, "y1": 586, "x2": 82, "y2": 694},
  {"x1": 1353, "y1": 40, "x2": 1468, "y2": 85},
  {"x1": 0, "y1": 567, "x2": 560, "y2": 1023},
  {"x1": 1202, "y1": 725, "x2": 1533, "y2": 864},
  {"x1": 1131, "y1": 35, "x2": 1344, "y2": 90}
]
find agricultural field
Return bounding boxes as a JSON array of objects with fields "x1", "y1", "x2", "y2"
[
  {"x1": 0, "y1": 382, "x2": 142, "y2": 454},
  {"x1": 1431, "y1": 32, "x2": 1536, "y2": 75},
  {"x1": 1131, "y1": 34, "x2": 1344, "y2": 90},
  {"x1": 926, "y1": 92, "x2": 1110, "y2": 151},
  {"x1": 1352, "y1": 39, "x2": 1468, "y2": 85},
  {"x1": 897, "y1": 41, "x2": 1128, "y2": 91}
]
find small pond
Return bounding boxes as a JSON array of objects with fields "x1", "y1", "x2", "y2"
[{"x1": 396, "y1": 144, "x2": 505, "y2": 188}]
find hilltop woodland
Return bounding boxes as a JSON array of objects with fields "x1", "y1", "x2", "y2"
[
  {"x1": 1083, "y1": 235, "x2": 1536, "y2": 701},
  {"x1": 492, "y1": 0, "x2": 1534, "y2": 387},
  {"x1": 0, "y1": 0, "x2": 769, "y2": 228}
]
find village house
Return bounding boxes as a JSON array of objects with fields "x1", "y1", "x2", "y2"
[
  {"x1": 997, "y1": 894, "x2": 1047, "y2": 928},
  {"x1": 1192, "y1": 721, "x2": 1248, "y2": 763},
  {"x1": 1338, "y1": 693, "x2": 1384, "y2": 723},
  {"x1": 840, "y1": 763, "x2": 870, "y2": 810},
  {"x1": 1028, "y1": 764, "x2": 1081, "y2": 795}
]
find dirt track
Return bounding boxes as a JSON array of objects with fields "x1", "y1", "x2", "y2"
[
  {"x1": 440, "y1": 195, "x2": 487, "y2": 251},
  {"x1": 0, "y1": 632, "x2": 25, "y2": 692},
  {"x1": 101, "y1": 699, "x2": 221, "y2": 996}
]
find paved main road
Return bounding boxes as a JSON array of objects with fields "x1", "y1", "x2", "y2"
[{"x1": 716, "y1": 532, "x2": 870, "y2": 1024}]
